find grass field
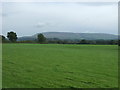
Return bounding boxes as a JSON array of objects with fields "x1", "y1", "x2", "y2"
[{"x1": 2, "y1": 44, "x2": 118, "y2": 88}]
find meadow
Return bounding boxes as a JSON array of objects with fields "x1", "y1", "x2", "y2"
[{"x1": 2, "y1": 44, "x2": 118, "y2": 88}]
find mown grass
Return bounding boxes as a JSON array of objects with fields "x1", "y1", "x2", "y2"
[{"x1": 2, "y1": 44, "x2": 118, "y2": 88}]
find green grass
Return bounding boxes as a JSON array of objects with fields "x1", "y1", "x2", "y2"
[{"x1": 2, "y1": 44, "x2": 118, "y2": 88}]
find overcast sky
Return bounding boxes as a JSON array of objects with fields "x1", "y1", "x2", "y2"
[{"x1": 1, "y1": 2, "x2": 118, "y2": 37}]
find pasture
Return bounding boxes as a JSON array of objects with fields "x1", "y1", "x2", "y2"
[{"x1": 2, "y1": 44, "x2": 118, "y2": 88}]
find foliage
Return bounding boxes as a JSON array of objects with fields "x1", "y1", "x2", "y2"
[
  {"x1": 118, "y1": 40, "x2": 120, "y2": 46},
  {"x1": 0, "y1": 35, "x2": 9, "y2": 43},
  {"x1": 37, "y1": 34, "x2": 46, "y2": 43},
  {"x1": 47, "y1": 39, "x2": 119, "y2": 45},
  {"x1": 80, "y1": 39, "x2": 88, "y2": 44},
  {"x1": 17, "y1": 40, "x2": 36, "y2": 43},
  {"x1": 0, "y1": 35, "x2": 2, "y2": 43},
  {"x1": 2, "y1": 35, "x2": 6, "y2": 41},
  {"x1": 7, "y1": 31, "x2": 17, "y2": 42}
]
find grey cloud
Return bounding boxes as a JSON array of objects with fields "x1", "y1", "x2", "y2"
[
  {"x1": 76, "y1": 2, "x2": 117, "y2": 6},
  {"x1": 1, "y1": 11, "x2": 21, "y2": 17},
  {"x1": 35, "y1": 22, "x2": 49, "y2": 28},
  {"x1": 2, "y1": 2, "x2": 118, "y2": 36}
]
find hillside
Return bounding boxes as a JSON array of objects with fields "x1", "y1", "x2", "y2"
[{"x1": 18, "y1": 32, "x2": 118, "y2": 41}]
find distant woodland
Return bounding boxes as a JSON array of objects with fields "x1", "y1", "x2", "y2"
[{"x1": 0, "y1": 31, "x2": 120, "y2": 45}]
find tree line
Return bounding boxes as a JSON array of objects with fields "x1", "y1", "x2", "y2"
[
  {"x1": 1, "y1": 31, "x2": 46, "y2": 43},
  {"x1": 0, "y1": 31, "x2": 120, "y2": 46}
]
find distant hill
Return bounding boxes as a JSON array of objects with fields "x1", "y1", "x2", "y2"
[{"x1": 18, "y1": 32, "x2": 118, "y2": 41}]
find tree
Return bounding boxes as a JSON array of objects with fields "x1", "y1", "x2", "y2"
[
  {"x1": 109, "y1": 40, "x2": 115, "y2": 45},
  {"x1": 37, "y1": 34, "x2": 46, "y2": 43},
  {"x1": 2, "y1": 35, "x2": 5, "y2": 40},
  {"x1": 7, "y1": 31, "x2": 17, "y2": 42},
  {"x1": 80, "y1": 39, "x2": 88, "y2": 44},
  {"x1": 119, "y1": 40, "x2": 120, "y2": 46},
  {"x1": 0, "y1": 35, "x2": 8, "y2": 43},
  {"x1": 2, "y1": 35, "x2": 6, "y2": 43},
  {"x1": 0, "y1": 35, "x2": 2, "y2": 43}
]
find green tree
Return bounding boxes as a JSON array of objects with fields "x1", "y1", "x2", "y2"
[
  {"x1": 0, "y1": 35, "x2": 9, "y2": 43},
  {"x1": 2, "y1": 35, "x2": 5, "y2": 40},
  {"x1": 7, "y1": 31, "x2": 17, "y2": 42},
  {"x1": 80, "y1": 39, "x2": 88, "y2": 44},
  {"x1": 37, "y1": 34, "x2": 46, "y2": 43},
  {"x1": 0, "y1": 35, "x2": 2, "y2": 43},
  {"x1": 118, "y1": 39, "x2": 120, "y2": 46},
  {"x1": 2, "y1": 35, "x2": 7, "y2": 43}
]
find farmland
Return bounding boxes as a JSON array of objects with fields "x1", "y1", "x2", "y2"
[{"x1": 2, "y1": 44, "x2": 118, "y2": 88}]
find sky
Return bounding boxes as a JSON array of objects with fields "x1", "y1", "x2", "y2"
[{"x1": 1, "y1": 2, "x2": 118, "y2": 37}]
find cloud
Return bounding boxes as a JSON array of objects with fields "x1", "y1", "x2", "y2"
[
  {"x1": 1, "y1": 0, "x2": 119, "y2": 2},
  {"x1": 35, "y1": 22, "x2": 49, "y2": 28},
  {"x1": 2, "y1": 2, "x2": 118, "y2": 36},
  {"x1": 76, "y1": 2, "x2": 117, "y2": 6}
]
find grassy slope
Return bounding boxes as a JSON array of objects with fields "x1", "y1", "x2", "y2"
[{"x1": 2, "y1": 44, "x2": 118, "y2": 88}]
